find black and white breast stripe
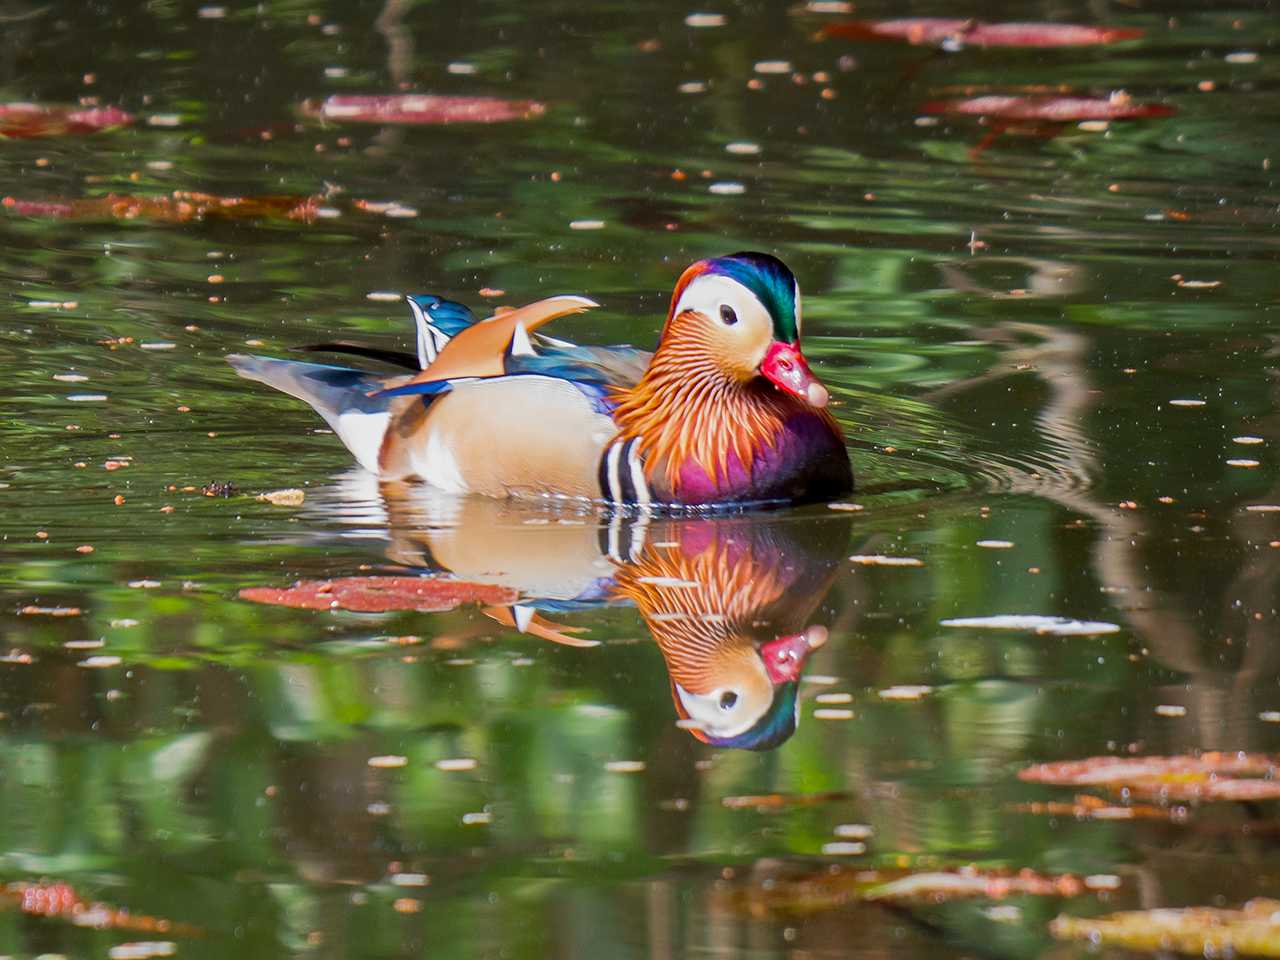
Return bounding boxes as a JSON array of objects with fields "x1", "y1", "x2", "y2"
[{"x1": 597, "y1": 437, "x2": 652, "y2": 506}]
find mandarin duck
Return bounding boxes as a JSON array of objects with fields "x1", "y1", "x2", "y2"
[
  {"x1": 228, "y1": 252, "x2": 852, "y2": 507},
  {"x1": 354, "y1": 484, "x2": 847, "y2": 749}
]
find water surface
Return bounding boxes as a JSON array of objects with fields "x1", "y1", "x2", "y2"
[{"x1": 2, "y1": 1, "x2": 1280, "y2": 957}]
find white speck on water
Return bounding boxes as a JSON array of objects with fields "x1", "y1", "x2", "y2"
[
  {"x1": 834, "y1": 823, "x2": 873, "y2": 839},
  {"x1": 197, "y1": 5, "x2": 226, "y2": 17},
  {"x1": 447, "y1": 62, "x2": 478, "y2": 75},
  {"x1": 815, "y1": 692, "x2": 852, "y2": 704},
  {"x1": 878, "y1": 685, "x2": 933, "y2": 701},
  {"x1": 53, "y1": 373, "x2": 88, "y2": 382},
  {"x1": 976, "y1": 539, "x2": 1014, "y2": 549},
  {"x1": 1084, "y1": 874, "x2": 1122, "y2": 890},
  {"x1": 128, "y1": 579, "x2": 161, "y2": 589},
  {"x1": 678, "y1": 81, "x2": 708, "y2": 94},
  {"x1": 754, "y1": 60, "x2": 792, "y2": 74},
  {"x1": 1155, "y1": 704, "x2": 1188, "y2": 717},
  {"x1": 367, "y1": 754, "x2": 408, "y2": 768},
  {"x1": 814, "y1": 708, "x2": 854, "y2": 720},
  {"x1": 725, "y1": 141, "x2": 760, "y2": 155},
  {"x1": 146, "y1": 114, "x2": 183, "y2": 127},
  {"x1": 709, "y1": 182, "x2": 745, "y2": 195},
  {"x1": 685, "y1": 13, "x2": 726, "y2": 27},
  {"x1": 146, "y1": 160, "x2": 174, "y2": 171},
  {"x1": 434, "y1": 758, "x2": 478, "y2": 772},
  {"x1": 139, "y1": 342, "x2": 176, "y2": 351},
  {"x1": 1259, "y1": 711, "x2": 1280, "y2": 723},
  {"x1": 1234, "y1": 436, "x2": 1265, "y2": 445},
  {"x1": 828, "y1": 502, "x2": 864, "y2": 511},
  {"x1": 366, "y1": 291, "x2": 402, "y2": 302},
  {"x1": 316, "y1": 206, "x2": 342, "y2": 218},
  {"x1": 1169, "y1": 399, "x2": 1206, "y2": 407},
  {"x1": 914, "y1": 116, "x2": 940, "y2": 127},
  {"x1": 324, "y1": 66, "x2": 349, "y2": 79},
  {"x1": 850, "y1": 555, "x2": 924, "y2": 567},
  {"x1": 1225, "y1": 51, "x2": 1260, "y2": 63},
  {"x1": 806, "y1": 0, "x2": 853, "y2": 11},
  {"x1": 1078, "y1": 120, "x2": 1110, "y2": 132},
  {"x1": 941, "y1": 614, "x2": 1120, "y2": 636},
  {"x1": 78, "y1": 655, "x2": 122, "y2": 669},
  {"x1": 1245, "y1": 505, "x2": 1280, "y2": 512},
  {"x1": 390, "y1": 873, "x2": 430, "y2": 887},
  {"x1": 821, "y1": 841, "x2": 865, "y2": 855},
  {"x1": 461, "y1": 811, "x2": 492, "y2": 825},
  {"x1": 569, "y1": 219, "x2": 606, "y2": 230},
  {"x1": 384, "y1": 204, "x2": 418, "y2": 218},
  {"x1": 802, "y1": 674, "x2": 839, "y2": 685},
  {"x1": 605, "y1": 760, "x2": 646, "y2": 773},
  {"x1": 1228, "y1": 459, "x2": 1261, "y2": 468}
]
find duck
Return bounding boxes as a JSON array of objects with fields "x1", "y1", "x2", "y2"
[
  {"x1": 355, "y1": 484, "x2": 849, "y2": 749},
  {"x1": 227, "y1": 252, "x2": 853, "y2": 508}
]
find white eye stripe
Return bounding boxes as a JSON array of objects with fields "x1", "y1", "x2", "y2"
[{"x1": 673, "y1": 274, "x2": 760, "y2": 319}]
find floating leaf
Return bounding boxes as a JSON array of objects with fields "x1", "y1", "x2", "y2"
[
  {"x1": 822, "y1": 19, "x2": 1143, "y2": 47},
  {"x1": 302, "y1": 94, "x2": 546, "y2": 126},
  {"x1": 3, "y1": 192, "x2": 323, "y2": 223},
  {"x1": 923, "y1": 93, "x2": 1175, "y2": 122},
  {"x1": 1020, "y1": 753, "x2": 1280, "y2": 802},
  {"x1": 1051, "y1": 899, "x2": 1280, "y2": 957},
  {"x1": 0, "y1": 103, "x2": 134, "y2": 138},
  {"x1": 6, "y1": 881, "x2": 200, "y2": 936},
  {"x1": 239, "y1": 576, "x2": 518, "y2": 613}
]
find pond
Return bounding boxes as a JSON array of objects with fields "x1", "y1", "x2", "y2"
[{"x1": 2, "y1": 0, "x2": 1280, "y2": 957}]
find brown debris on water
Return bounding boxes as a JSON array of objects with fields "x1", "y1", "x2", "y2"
[
  {"x1": 239, "y1": 576, "x2": 518, "y2": 613},
  {"x1": 1051, "y1": 898, "x2": 1280, "y2": 957},
  {"x1": 821, "y1": 18, "x2": 1144, "y2": 47},
  {"x1": 301, "y1": 94, "x2": 545, "y2": 126},
  {"x1": 4, "y1": 192, "x2": 323, "y2": 223},
  {"x1": 0, "y1": 103, "x2": 134, "y2": 138},
  {"x1": 5, "y1": 881, "x2": 200, "y2": 936},
  {"x1": 1020, "y1": 752, "x2": 1280, "y2": 802},
  {"x1": 721, "y1": 864, "x2": 1091, "y2": 918}
]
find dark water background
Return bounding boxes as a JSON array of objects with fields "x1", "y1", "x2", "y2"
[{"x1": 2, "y1": 0, "x2": 1280, "y2": 957}]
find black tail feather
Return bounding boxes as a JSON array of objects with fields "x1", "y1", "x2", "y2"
[{"x1": 302, "y1": 342, "x2": 420, "y2": 371}]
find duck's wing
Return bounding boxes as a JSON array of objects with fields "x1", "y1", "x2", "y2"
[
  {"x1": 376, "y1": 295, "x2": 599, "y2": 398},
  {"x1": 508, "y1": 343, "x2": 652, "y2": 390}
]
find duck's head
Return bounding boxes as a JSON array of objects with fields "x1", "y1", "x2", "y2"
[
  {"x1": 670, "y1": 625, "x2": 828, "y2": 751},
  {"x1": 664, "y1": 251, "x2": 829, "y2": 408}
]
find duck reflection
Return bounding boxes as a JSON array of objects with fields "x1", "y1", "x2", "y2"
[{"x1": 338, "y1": 479, "x2": 850, "y2": 750}]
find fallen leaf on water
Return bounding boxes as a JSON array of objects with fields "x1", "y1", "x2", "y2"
[
  {"x1": 941, "y1": 614, "x2": 1120, "y2": 636},
  {"x1": 1020, "y1": 752, "x2": 1280, "y2": 802},
  {"x1": 6, "y1": 881, "x2": 200, "y2": 936},
  {"x1": 1050, "y1": 899, "x2": 1280, "y2": 957},
  {"x1": 256, "y1": 488, "x2": 305, "y2": 506},
  {"x1": 302, "y1": 94, "x2": 546, "y2": 125},
  {"x1": 923, "y1": 94, "x2": 1175, "y2": 122},
  {"x1": 822, "y1": 18, "x2": 1143, "y2": 47},
  {"x1": 1011, "y1": 793, "x2": 1183, "y2": 821},
  {"x1": 18, "y1": 606, "x2": 81, "y2": 617},
  {"x1": 720, "y1": 864, "x2": 1090, "y2": 918},
  {"x1": 0, "y1": 103, "x2": 134, "y2": 138},
  {"x1": 240, "y1": 576, "x2": 518, "y2": 613},
  {"x1": 4, "y1": 192, "x2": 323, "y2": 223},
  {"x1": 865, "y1": 867, "x2": 1086, "y2": 902}
]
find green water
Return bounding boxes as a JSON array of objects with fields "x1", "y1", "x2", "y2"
[{"x1": 2, "y1": 1, "x2": 1280, "y2": 957}]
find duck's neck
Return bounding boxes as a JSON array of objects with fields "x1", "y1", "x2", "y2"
[{"x1": 611, "y1": 342, "x2": 795, "y2": 496}]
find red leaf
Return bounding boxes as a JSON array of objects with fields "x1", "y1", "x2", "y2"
[
  {"x1": 0, "y1": 103, "x2": 134, "y2": 138},
  {"x1": 823, "y1": 18, "x2": 1143, "y2": 47},
  {"x1": 923, "y1": 94, "x2": 1175, "y2": 122},
  {"x1": 302, "y1": 94, "x2": 546, "y2": 126},
  {"x1": 239, "y1": 576, "x2": 519, "y2": 613}
]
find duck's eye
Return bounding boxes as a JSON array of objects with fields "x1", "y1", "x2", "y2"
[
  {"x1": 719, "y1": 304, "x2": 738, "y2": 326},
  {"x1": 719, "y1": 691, "x2": 739, "y2": 710}
]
